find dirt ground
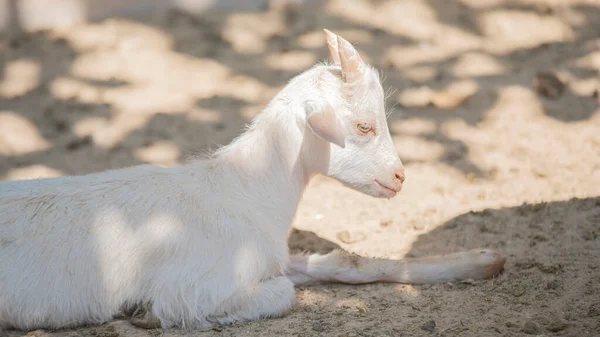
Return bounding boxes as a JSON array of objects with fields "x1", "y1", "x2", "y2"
[{"x1": 1, "y1": 0, "x2": 600, "y2": 336}]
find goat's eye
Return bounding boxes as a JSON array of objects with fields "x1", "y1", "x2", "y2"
[{"x1": 357, "y1": 123, "x2": 373, "y2": 134}]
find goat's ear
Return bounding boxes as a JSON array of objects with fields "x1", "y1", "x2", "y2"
[
  {"x1": 336, "y1": 35, "x2": 366, "y2": 83},
  {"x1": 305, "y1": 102, "x2": 346, "y2": 148},
  {"x1": 323, "y1": 29, "x2": 341, "y2": 66}
]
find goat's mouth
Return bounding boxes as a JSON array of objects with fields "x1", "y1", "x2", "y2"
[{"x1": 374, "y1": 179, "x2": 400, "y2": 196}]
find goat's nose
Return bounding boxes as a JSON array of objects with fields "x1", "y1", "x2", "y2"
[{"x1": 394, "y1": 167, "x2": 405, "y2": 183}]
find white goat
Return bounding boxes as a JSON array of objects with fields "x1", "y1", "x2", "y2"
[{"x1": 0, "y1": 30, "x2": 506, "y2": 331}]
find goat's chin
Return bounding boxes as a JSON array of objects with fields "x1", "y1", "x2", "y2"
[
  {"x1": 366, "y1": 186, "x2": 397, "y2": 199},
  {"x1": 366, "y1": 181, "x2": 400, "y2": 199},
  {"x1": 337, "y1": 180, "x2": 397, "y2": 199}
]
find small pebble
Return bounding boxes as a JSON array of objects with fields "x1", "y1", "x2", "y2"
[
  {"x1": 511, "y1": 284, "x2": 527, "y2": 297},
  {"x1": 588, "y1": 303, "x2": 600, "y2": 317},
  {"x1": 546, "y1": 280, "x2": 560, "y2": 290},
  {"x1": 522, "y1": 321, "x2": 539, "y2": 334},
  {"x1": 534, "y1": 72, "x2": 565, "y2": 99},
  {"x1": 336, "y1": 230, "x2": 366, "y2": 244},
  {"x1": 538, "y1": 263, "x2": 563, "y2": 274},
  {"x1": 515, "y1": 259, "x2": 535, "y2": 270},
  {"x1": 149, "y1": 329, "x2": 163, "y2": 337},
  {"x1": 548, "y1": 320, "x2": 568, "y2": 332},
  {"x1": 420, "y1": 319, "x2": 436, "y2": 332},
  {"x1": 379, "y1": 220, "x2": 392, "y2": 228},
  {"x1": 312, "y1": 321, "x2": 325, "y2": 332}
]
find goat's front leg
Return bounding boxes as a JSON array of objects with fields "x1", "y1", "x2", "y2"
[
  {"x1": 206, "y1": 276, "x2": 295, "y2": 325},
  {"x1": 130, "y1": 276, "x2": 295, "y2": 330},
  {"x1": 286, "y1": 249, "x2": 506, "y2": 286}
]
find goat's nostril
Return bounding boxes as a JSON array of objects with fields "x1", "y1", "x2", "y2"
[{"x1": 394, "y1": 168, "x2": 405, "y2": 182}]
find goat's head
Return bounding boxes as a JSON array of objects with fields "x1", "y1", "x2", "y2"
[{"x1": 304, "y1": 29, "x2": 405, "y2": 198}]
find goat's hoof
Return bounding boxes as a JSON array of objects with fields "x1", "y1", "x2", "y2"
[{"x1": 130, "y1": 308, "x2": 162, "y2": 329}]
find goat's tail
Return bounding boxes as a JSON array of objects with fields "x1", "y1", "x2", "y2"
[{"x1": 286, "y1": 249, "x2": 506, "y2": 287}]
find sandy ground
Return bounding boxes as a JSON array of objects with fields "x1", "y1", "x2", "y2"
[{"x1": 1, "y1": 0, "x2": 600, "y2": 336}]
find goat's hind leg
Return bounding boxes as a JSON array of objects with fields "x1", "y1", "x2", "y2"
[{"x1": 206, "y1": 276, "x2": 295, "y2": 325}]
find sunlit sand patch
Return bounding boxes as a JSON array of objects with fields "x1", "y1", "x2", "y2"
[
  {"x1": 0, "y1": 59, "x2": 41, "y2": 97},
  {"x1": 397, "y1": 86, "x2": 436, "y2": 108},
  {"x1": 297, "y1": 31, "x2": 327, "y2": 49},
  {"x1": 482, "y1": 85, "x2": 546, "y2": 124},
  {"x1": 219, "y1": 75, "x2": 272, "y2": 103},
  {"x1": 59, "y1": 18, "x2": 174, "y2": 52},
  {"x1": 494, "y1": 0, "x2": 598, "y2": 7},
  {"x1": 561, "y1": 5, "x2": 588, "y2": 26},
  {"x1": 326, "y1": 29, "x2": 373, "y2": 44},
  {"x1": 50, "y1": 76, "x2": 104, "y2": 103},
  {"x1": 54, "y1": 23, "x2": 118, "y2": 52},
  {"x1": 445, "y1": 82, "x2": 482, "y2": 108},
  {"x1": 390, "y1": 119, "x2": 437, "y2": 136},
  {"x1": 71, "y1": 50, "x2": 231, "y2": 98},
  {"x1": 297, "y1": 289, "x2": 333, "y2": 306},
  {"x1": 478, "y1": 10, "x2": 575, "y2": 54},
  {"x1": 437, "y1": 119, "x2": 512, "y2": 176},
  {"x1": 393, "y1": 135, "x2": 445, "y2": 163},
  {"x1": 401, "y1": 66, "x2": 438, "y2": 83},
  {"x1": 90, "y1": 113, "x2": 152, "y2": 149},
  {"x1": 240, "y1": 105, "x2": 264, "y2": 121},
  {"x1": 134, "y1": 140, "x2": 181, "y2": 166},
  {"x1": 393, "y1": 284, "x2": 420, "y2": 299},
  {"x1": 70, "y1": 51, "x2": 124, "y2": 82},
  {"x1": 397, "y1": 80, "x2": 478, "y2": 109},
  {"x1": 327, "y1": 0, "x2": 438, "y2": 41},
  {"x1": 222, "y1": 11, "x2": 285, "y2": 54},
  {"x1": 383, "y1": 44, "x2": 464, "y2": 70},
  {"x1": 72, "y1": 117, "x2": 110, "y2": 138},
  {"x1": 457, "y1": 0, "x2": 508, "y2": 9},
  {"x1": 432, "y1": 80, "x2": 479, "y2": 109},
  {"x1": 572, "y1": 51, "x2": 600, "y2": 72},
  {"x1": 266, "y1": 51, "x2": 317, "y2": 71},
  {"x1": 10, "y1": 0, "x2": 86, "y2": 31},
  {"x1": 297, "y1": 29, "x2": 372, "y2": 50},
  {"x1": 334, "y1": 298, "x2": 370, "y2": 312},
  {"x1": 461, "y1": 0, "x2": 592, "y2": 15},
  {"x1": 102, "y1": 85, "x2": 194, "y2": 115},
  {"x1": 437, "y1": 89, "x2": 600, "y2": 193},
  {"x1": 325, "y1": 0, "x2": 380, "y2": 31},
  {"x1": 452, "y1": 52, "x2": 506, "y2": 77},
  {"x1": 567, "y1": 76, "x2": 600, "y2": 97},
  {"x1": 345, "y1": 230, "x2": 422, "y2": 261},
  {"x1": 0, "y1": 111, "x2": 50, "y2": 155},
  {"x1": 4, "y1": 165, "x2": 64, "y2": 181},
  {"x1": 430, "y1": 26, "x2": 482, "y2": 50},
  {"x1": 187, "y1": 108, "x2": 222, "y2": 123}
]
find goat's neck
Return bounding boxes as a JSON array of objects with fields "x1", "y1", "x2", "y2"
[{"x1": 205, "y1": 97, "x2": 329, "y2": 238}]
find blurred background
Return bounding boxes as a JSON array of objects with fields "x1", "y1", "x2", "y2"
[{"x1": 1, "y1": 0, "x2": 599, "y2": 336}]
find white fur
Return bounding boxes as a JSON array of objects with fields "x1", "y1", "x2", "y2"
[{"x1": 0, "y1": 31, "x2": 405, "y2": 331}]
